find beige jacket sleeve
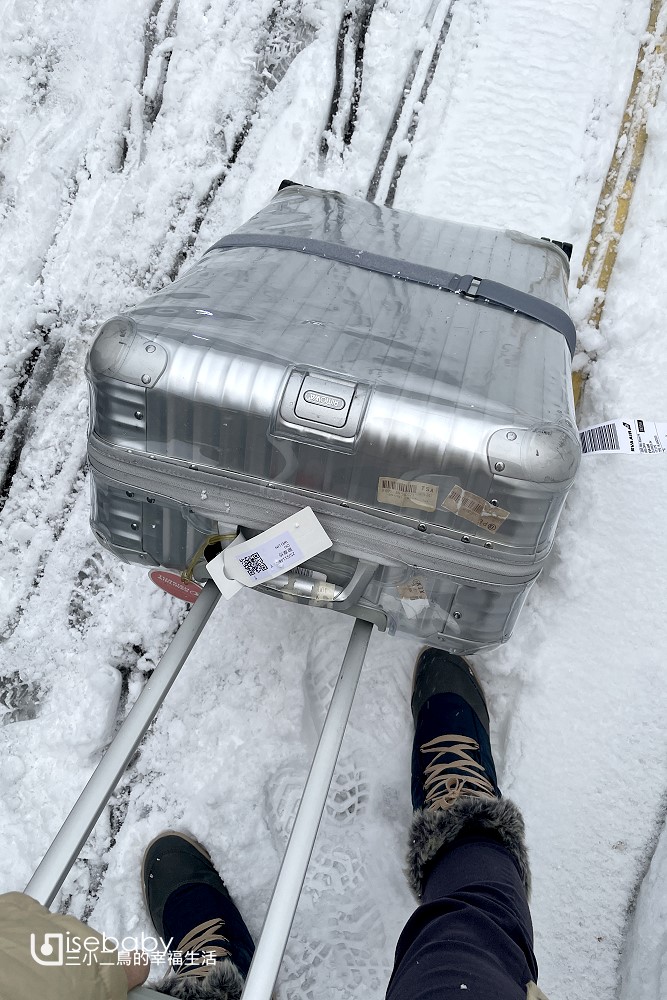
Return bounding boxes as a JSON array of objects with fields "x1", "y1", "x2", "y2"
[
  {"x1": 526, "y1": 982, "x2": 550, "y2": 1000},
  {"x1": 0, "y1": 891, "x2": 128, "y2": 1000}
]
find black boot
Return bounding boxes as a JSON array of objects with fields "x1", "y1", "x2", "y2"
[
  {"x1": 143, "y1": 831, "x2": 254, "y2": 999},
  {"x1": 407, "y1": 649, "x2": 531, "y2": 900}
]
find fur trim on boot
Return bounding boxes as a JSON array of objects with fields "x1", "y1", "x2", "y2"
[
  {"x1": 407, "y1": 796, "x2": 531, "y2": 900},
  {"x1": 156, "y1": 958, "x2": 245, "y2": 999}
]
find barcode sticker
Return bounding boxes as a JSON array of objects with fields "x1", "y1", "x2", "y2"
[
  {"x1": 579, "y1": 419, "x2": 667, "y2": 455},
  {"x1": 442, "y1": 486, "x2": 510, "y2": 533},
  {"x1": 223, "y1": 507, "x2": 333, "y2": 588},
  {"x1": 377, "y1": 477, "x2": 439, "y2": 512}
]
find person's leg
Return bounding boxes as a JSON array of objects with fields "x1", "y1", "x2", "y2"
[
  {"x1": 386, "y1": 649, "x2": 540, "y2": 1000},
  {"x1": 143, "y1": 832, "x2": 254, "y2": 999},
  {"x1": 388, "y1": 826, "x2": 535, "y2": 1000}
]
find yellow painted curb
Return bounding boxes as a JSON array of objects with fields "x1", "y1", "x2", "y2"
[
  {"x1": 572, "y1": 369, "x2": 586, "y2": 412},
  {"x1": 574, "y1": 0, "x2": 666, "y2": 410}
]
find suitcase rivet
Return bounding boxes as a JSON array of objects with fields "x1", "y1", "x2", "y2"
[
  {"x1": 490, "y1": 499, "x2": 498, "y2": 506},
  {"x1": 417, "y1": 523, "x2": 427, "y2": 532},
  {"x1": 126, "y1": 491, "x2": 134, "y2": 498},
  {"x1": 131, "y1": 522, "x2": 138, "y2": 530},
  {"x1": 145, "y1": 344, "x2": 156, "y2": 353},
  {"x1": 461, "y1": 535, "x2": 470, "y2": 543},
  {"x1": 494, "y1": 461, "x2": 505, "y2": 472},
  {"x1": 134, "y1": 410, "x2": 143, "y2": 419},
  {"x1": 506, "y1": 431, "x2": 517, "y2": 441},
  {"x1": 485, "y1": 541, "x2": 493, "y2": 549},
  {"x1": 141, "y1": 374, "x2": 152, "y2": 384},
  {"x1": 453, "y1": 611, "x2": 462, "y2": 620},
  {"x1": 147, "y1": 496, "x2": 156, "y2": 504}
]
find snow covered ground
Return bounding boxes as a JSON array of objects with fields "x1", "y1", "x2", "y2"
[{"x1": 1, "y1": 1, "x2": 667, "y2": 998}]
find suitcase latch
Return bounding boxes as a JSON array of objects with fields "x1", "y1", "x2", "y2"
[
  {"x1": 294, "y1": 374, "x2": 356, "y2": 429},
  {"x1": 274, "y1": 369, "x2": 371, "y2": 451}
]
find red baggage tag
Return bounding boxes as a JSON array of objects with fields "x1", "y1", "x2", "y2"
[{"x1": 149, "y1": 570, "x2": 203, "y2": 603}]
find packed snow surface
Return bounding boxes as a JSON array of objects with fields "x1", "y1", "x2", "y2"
[{"x1": 1, "y1": 1, "x2": 667, "y2": 998}]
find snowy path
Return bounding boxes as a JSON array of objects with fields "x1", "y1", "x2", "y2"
[{"x1": 1, "y1": 1, "x2": 667, "y2": 998}]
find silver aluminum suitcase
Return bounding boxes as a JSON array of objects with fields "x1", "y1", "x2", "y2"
[{"x1": 86, "y1": 184, "x2": 580, "y2": 653}]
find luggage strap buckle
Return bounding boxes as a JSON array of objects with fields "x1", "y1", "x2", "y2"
[{"x1": 457, "y1": 275, "x2": 482, "y2": 299}]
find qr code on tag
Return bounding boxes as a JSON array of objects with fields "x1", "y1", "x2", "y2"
[{"x1": 239, "y1": 552, "x2": 269, "y2": 577}]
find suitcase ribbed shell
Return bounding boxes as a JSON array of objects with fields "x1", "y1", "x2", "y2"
[{"x1": 87, "y1": 185, "x2": 580, "y2": 652}]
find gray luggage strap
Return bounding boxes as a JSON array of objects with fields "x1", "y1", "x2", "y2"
[{"x1": 208, "y1": 233, "x2": 576, "y2": 356}]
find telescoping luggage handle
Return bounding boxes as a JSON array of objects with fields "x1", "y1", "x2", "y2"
[
  {"x1": 23, "y1": 578, "x2": 373, "y2": 1000},
  {"x1": 262, "y1": 558, "x2": 379, "y2": 609},
  {"x1": 208, "y1": 232, "x2": 577, "y2": 356}
]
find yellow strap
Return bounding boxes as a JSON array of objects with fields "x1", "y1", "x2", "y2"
[{"x1": 181, "y1": 533, "x2": 238, "y2": 582}]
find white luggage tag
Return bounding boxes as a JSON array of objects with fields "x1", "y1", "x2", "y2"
[
  {"x1": 223, "y1": 507, "x2": 333, "y2": 588},
  {"x1": 206, "y1": 533, "x2": 246, "y2": 599},
  {"x1": 579, "y1": 418, "x2": 667, "y2": 455}
]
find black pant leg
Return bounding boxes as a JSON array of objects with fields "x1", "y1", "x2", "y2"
[{"x1": 386, "y1": 837, "x2": 537, "y2": 1000}]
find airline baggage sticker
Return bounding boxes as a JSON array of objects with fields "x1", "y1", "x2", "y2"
[
  {"x1": 442, "y1": 486, "x2": 510, "y2": 533},
  {"x1": 223, "y1": 507, "x2": 333, "y2": 588},
  {"x1": 377, "y1": 477, "x2": 439, "y2": 512},
  {"x1": 579, "y1": 419, "x2": 667, "y2": 454}
]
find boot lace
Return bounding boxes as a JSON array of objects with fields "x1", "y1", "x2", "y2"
[
  {"x1": 173, "y1": 917, "x2": 231, "y2": 979},
  {"x1": 421, "y1": 733, "x2": 497, "y2": 810}
]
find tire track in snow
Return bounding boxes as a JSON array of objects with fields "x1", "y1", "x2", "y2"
[
  {"x1": 0, "y1": 159, "x2": 97, "y2": 505},
  {"x1": 142, "y1": 0, "x2": 180, "y2": 133},
  {"x1": 320, "y1": 0, "x2": 375, "y2": 158},
  {"x1": 0, "y1": 0, "x2": 183, "y2": 427},
  {"x1": 1, "y1": 452, "x2": 88, "y2": 639},
  {"x1": 317, "y1": 0, "x2": 458, "y2": 204},
  {"x1": 381, "y1": 1, "x2": 456, "y2": 206},
  {"x1": 367, "y1": 0, "x2": 457, "y2": 205},
  {"x1": 0, "y1": 7, "x2": 110, "y2": 715},
  {"x1": 320, "y1": 4, "x2": 353, "y2": 157},
  {"x1": 116, "y1": 0, "x2": 181, "y2": 171},
  {"x1": 0, "y1": 330, "x2": 64, "y2": 513},
  {"x1": 0, "y1": 0, "x2": 174, "y2": 458},
  {"x1": 166, "y1": 0, "x2": 318, "y2": 280}
]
